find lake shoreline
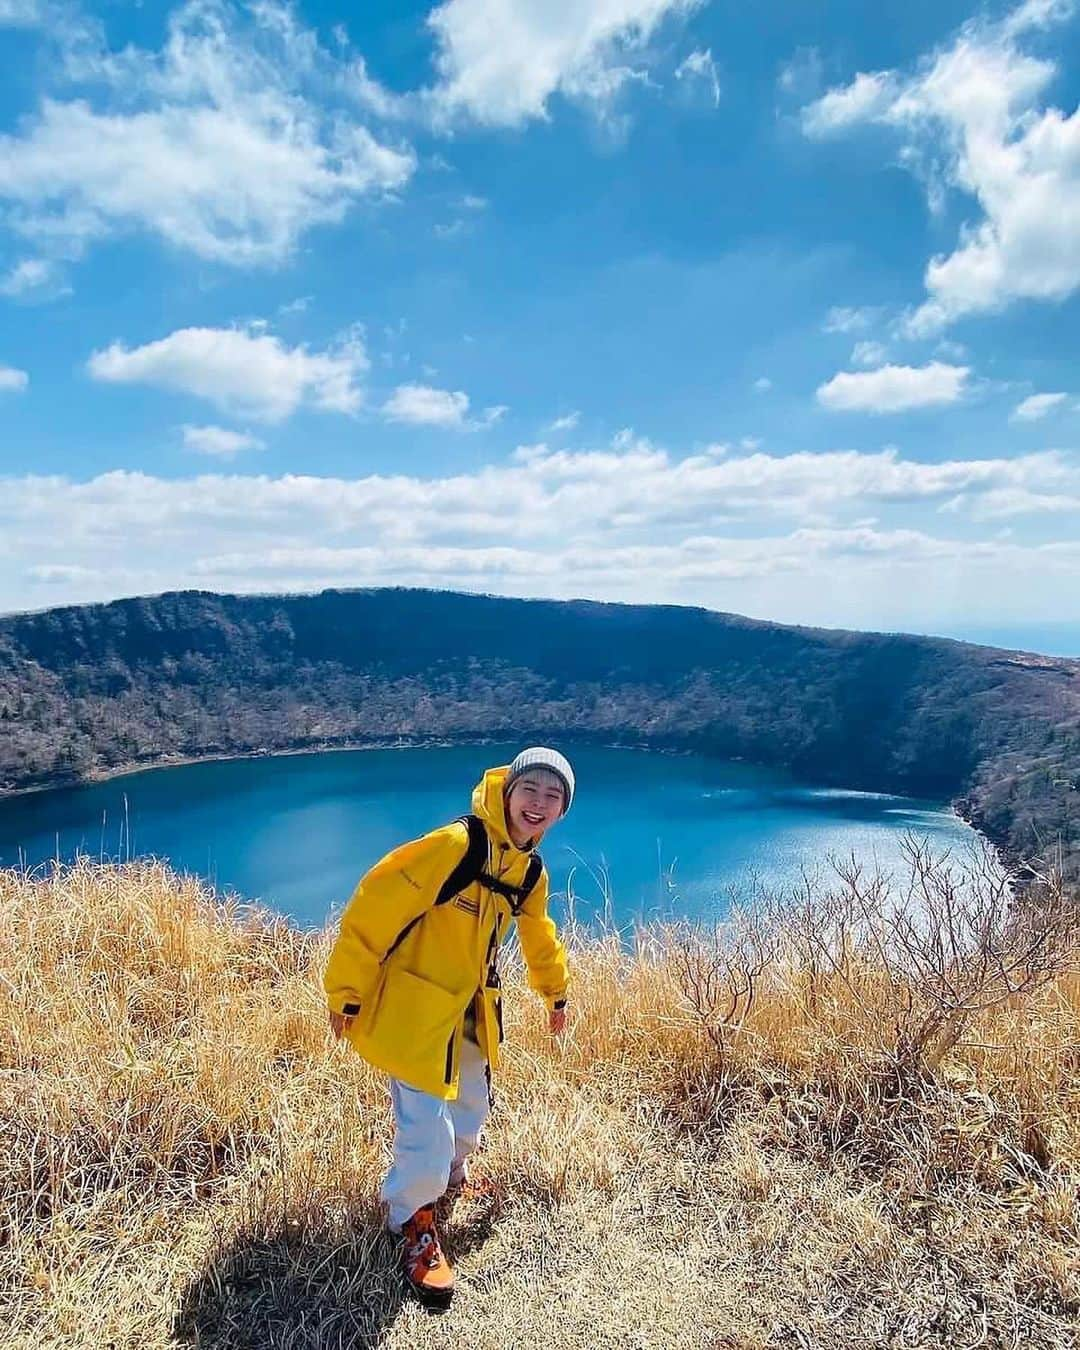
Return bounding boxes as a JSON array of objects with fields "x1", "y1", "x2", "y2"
[
  {"x1": 0, "y1": 733, "x2": 708, "y2": 802},
  {"x1": 0, "y1": 737, "x2": 478, "y2": 801}
]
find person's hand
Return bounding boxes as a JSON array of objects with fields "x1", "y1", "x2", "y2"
[
  {"x1": 549, "y1": 1006, "x2": 567, "y2": 1037},
  {"x1": 329, "y1": 1010, "x2": 355, "y2": 1041}
]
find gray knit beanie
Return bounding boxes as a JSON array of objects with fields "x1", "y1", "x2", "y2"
[{"x1": 505, "y1": 746, "x2": 575, "y2": 815}]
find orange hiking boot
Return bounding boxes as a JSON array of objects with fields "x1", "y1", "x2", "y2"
[{"x1": 399, "y1": 1205, "x2": 455, "y2": 1308}]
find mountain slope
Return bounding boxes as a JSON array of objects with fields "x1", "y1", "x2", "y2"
[{"x1": 1, "y1": 588, "x2": 1077, "y2": 877}]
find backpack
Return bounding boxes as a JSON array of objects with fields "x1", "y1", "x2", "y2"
[
  {"x1": 381, "y1": 814, "x2": 544, "y2": 964},
  {"x1": 434, "y1": 813, "x2": 544, "y2": 914}
]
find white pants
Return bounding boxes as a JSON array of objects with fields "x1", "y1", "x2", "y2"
[{"x1": 381, "y1": 1034, "x2": 491, "y2": 1231}]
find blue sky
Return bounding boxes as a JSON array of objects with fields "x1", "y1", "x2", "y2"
[{"x1": 1, "y1": 0, "x2": 1079, "y2": 653}]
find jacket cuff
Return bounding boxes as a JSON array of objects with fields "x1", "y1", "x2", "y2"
[
  {"x1": 330, "y1": 998, "x2": 362, "y2": 1016},
  {"x1": 546, "y1": 994, "x2": 568, "y2": 1012}
]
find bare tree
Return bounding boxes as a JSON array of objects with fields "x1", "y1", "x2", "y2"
[
  {"x1": 679, "y1": 838, "x2": 1080, "y2": 1082},
  {"x1": 676, "y1": 897, "x2": 779, "y2": 1071}
]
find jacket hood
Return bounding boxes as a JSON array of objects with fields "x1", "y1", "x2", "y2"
[{"x1": 472, "y1": 764, "x2": 533, "y2": 852}]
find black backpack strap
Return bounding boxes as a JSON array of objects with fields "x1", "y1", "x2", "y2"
[
  {"x1": 387, "y1": 817, "x2": 545, "y2": 963},
  {"x1": 435, "y1": 814, "x2": 545, "y2": 915},
  {"x1": 434, "y1": 814, "x2": 489, "y2": 906},
  {"x1": 476, "y1": 849, "x2": 543, "y2": 914},
  {"x1": 514, "y1": 854, "x2": 544, "y2": 915},
  {"x1": 384, "y1": 816, "x2": 486, "y2": 961}
]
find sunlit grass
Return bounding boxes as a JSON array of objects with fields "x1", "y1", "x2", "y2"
[{"x1": 1, "y1": 857, "x2": 1077, "y2": 1349}]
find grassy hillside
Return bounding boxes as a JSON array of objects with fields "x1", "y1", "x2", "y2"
[
  {"x1": 1, "y1": 588, "x2": 1078, "y2": 878},
  {"x1": 2, "y1": 856, "x2": 1078, "y2": 1349}
]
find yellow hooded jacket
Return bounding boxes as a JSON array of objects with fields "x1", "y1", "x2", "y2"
[{"x1": 323, "y1": 765, "x2": 570, "y2": 1100}]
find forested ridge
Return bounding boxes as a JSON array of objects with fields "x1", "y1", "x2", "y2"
[{"x1": 1, "y1": 588, "x2": 1077, "y2": 878}]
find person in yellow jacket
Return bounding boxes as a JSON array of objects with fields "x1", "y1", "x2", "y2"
[{"x1": 324, "y1": 746, "x2": 573, "y2": 1307}]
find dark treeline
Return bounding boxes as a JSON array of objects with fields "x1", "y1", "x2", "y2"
[{"x1": 1, "y1": 588, "x2": 1077, "y2": 878}]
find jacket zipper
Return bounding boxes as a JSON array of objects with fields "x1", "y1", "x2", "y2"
[
  {"x1": 478, "y1": 845, "x2": 509, "y2": 1052},
  {"x1": 444, "y1": 1029, "x2": 456, "y2": 1085},
  {"x1": 485, "y1": 844, "x2": 511, "y2": 988},
  {"x1": 442, "y1": 836, "x2": 517, "y2": 1085}
]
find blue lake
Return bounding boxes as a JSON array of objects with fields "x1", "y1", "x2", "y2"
[{"x1": 0, "y1": 744, "x2": 981, "y2": 928}]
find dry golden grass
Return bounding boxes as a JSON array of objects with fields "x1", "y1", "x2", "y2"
[{"x1": 1, "y1": 858, "x2": 1078, "y2": 1349}]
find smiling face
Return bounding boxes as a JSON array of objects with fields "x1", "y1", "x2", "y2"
[{"x1": 504, "y1": 769, "x2": 566, "y2": 847}]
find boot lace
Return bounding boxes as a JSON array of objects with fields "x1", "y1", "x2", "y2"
[{"x1": 405, "y1": 1215, "x2": 443, "y2": 1270}]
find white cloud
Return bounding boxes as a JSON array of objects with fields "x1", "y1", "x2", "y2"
[
  {"x1": 25, "y1": 563, "x2": 99, "y2": 584},
  {"x1": 346, "y1": 51, "x2": 413, "y2": 121},
  {"x1": 817, "y1": 362, "x2": 969, "y2": 413},
  {"x1": 802, "y1": 1, "x2": 1080, "y2": 331},
  {"x1": 0, "y1": 363, "x2": 29, "y2": 392},
  {"x1": 181, "y1": 424, "x2": 266, "y2": 457},
  {"x1": 801, "y1": 70, "x2": 897, "y2": 138},
  {"x1": 777, "y1": 47, "x2": 824, "y2": 100},
  {"x1": 187, "y1": 529, "x2": 955, "y2": 585},
  {"x1": 549, "y1": 410, "x2": 581, "y2": 431},
  {"x1": 381, "y1": 383, "x2": 505, "y2": 429},
  {"x1": 88, "y1": 326, "x2": 366, "y2": 423},
  {"x1": 4, "y1": 442, "x2": 1079, "y2": 625},
  {"x1": 383, "y1": 383, "x2": 470, "y2": 427},
  {"x1": 424, "y1": 0, "x2": 700, "y2": 127},
  {"x1": 7, "y1": 441, "x2": 1072, "y2": 547},
  {"x1": 850, "y1": 340, "x2": 888, "y2": 368},
  {"x1": 675, "y1": 48, "x2": 720, "y2": 108},
  {"x1": 964, "y1": 486, "x2": 1080, "y2": 519},
  {"x1": 822, "y1": 305, "x2": 879, "y2": 334},
  {"x1": 0, "y1": 0, "x2": 41, "y2": 27},
  {"x1": 1002, "y1": 0, "x2": 1076, "y2": 38},
  {"x1": 753, "y1": 377, "x2": 772, "y2": 393},
  {"x1": 1011, "y1": 392, "x2": 1069, "y2": 421},
  {"x1": 0, "y1": 257, "x2": 64, "y2": 298},
  {"x1": 0, "y1": 0, "x2": 415, "y2": 269}
]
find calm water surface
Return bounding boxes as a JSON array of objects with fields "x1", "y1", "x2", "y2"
[{"x1": 0, "y1": 745, "x2": 981, "y2": 927}]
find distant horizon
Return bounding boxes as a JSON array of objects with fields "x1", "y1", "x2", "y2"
[{"x1": 3, "y1": 583, "x2": 1077, "y2": 661}]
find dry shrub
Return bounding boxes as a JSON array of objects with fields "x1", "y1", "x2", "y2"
[
  {"x1": 0, "y1": 853, "x2": 1078, "y2": 1349},
  {"x1": 669, "y1": 839, "x2": 1080, "y2": 1345},
  {"x1": 678, "y1": 837, "x2": 1080, "y2": 1083}
]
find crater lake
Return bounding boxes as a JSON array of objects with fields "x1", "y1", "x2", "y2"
[{"x1": 0, "y1": 744, "x2": 983, "y2": 927}]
